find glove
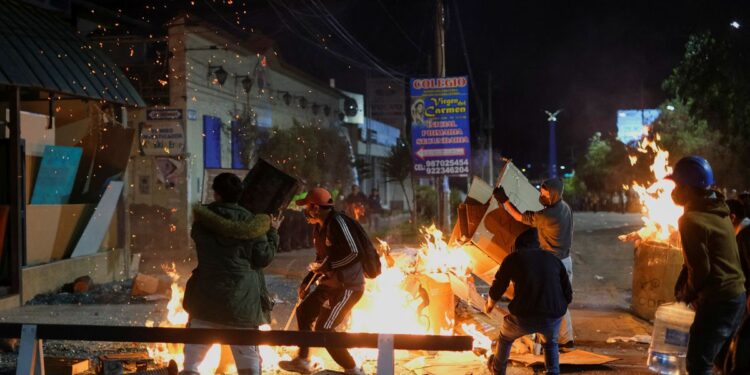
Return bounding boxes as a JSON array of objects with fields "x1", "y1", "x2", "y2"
[{"x1": 493, "y1": 186, "x2": 509, "y2": 204}]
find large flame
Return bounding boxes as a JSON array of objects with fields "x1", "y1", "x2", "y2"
[
  {"x1": 347, "y1": 225, "x2": 490, "y2": 364},
  {"x1": 147, "y1": 264, "x2": 287, "y2": 374},
  {"x1": 148, "y1": 225, "x2": 492, "y2": 373},
  {"x1": 624, "y1": 135, "x2": 684, "y2": 244}
]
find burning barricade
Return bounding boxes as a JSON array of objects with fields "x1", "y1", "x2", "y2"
[{"x1": 619, "y1": 135, "x2": 685, "y2": 321}]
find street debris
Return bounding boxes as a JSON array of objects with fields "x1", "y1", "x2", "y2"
[{"x1": 606, "y1": 334, "x2": 652, "y2": 344}]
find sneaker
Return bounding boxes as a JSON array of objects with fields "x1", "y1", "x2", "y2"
[
  {"x1": 559, "y1": 341, "x2": 576, "y2": 353},
  {"x1": 278, "y1": 357, "x2": 319, "y2": 374},
  {"x1": 343, "y1": 367, "x2": 366, "y2": 375}
]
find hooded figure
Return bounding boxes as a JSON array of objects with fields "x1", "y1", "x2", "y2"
[
  {"x1": 493, "y1": 177, "x2": 575, "y2": 348},
  {"x1": 181, "y1": 172, "x2": 282, "y2": 375},
  {"x1": 486, "y1": 228, "x2": 572, "y2": 375}
]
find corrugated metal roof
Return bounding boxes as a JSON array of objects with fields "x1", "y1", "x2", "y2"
[{"x1": 0, "y1": 1, "x2": 145, "y2": 107}]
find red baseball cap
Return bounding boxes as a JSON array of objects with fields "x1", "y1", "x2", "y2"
[{"x1": 296, "y1": 188, "x2": 334, "y2": 207}]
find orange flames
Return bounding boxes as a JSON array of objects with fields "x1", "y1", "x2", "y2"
[
  {"x1": 348, "y1": 225, "x2": 491, "y2": 363},
  {"x1": 148, "y1": 225, "x2": 492, "y2": 373},
  {"x1": 622, "y1": 135, "x2": 683, "y2": 245}
]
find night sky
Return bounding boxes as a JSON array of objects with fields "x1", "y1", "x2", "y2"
[{"x1": 95, "y1": 0, "x2": 749, "y2": 175}]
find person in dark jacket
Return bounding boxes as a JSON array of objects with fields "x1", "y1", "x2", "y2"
[
  {"x1": 279, "y1": 188, "x2": 366, "y2": 375},
  {"x1": 367, "y1": 188, "x2": 383, "y2": 231},
  {"x1": 668, "y1": 156, "x2": 746, "y2": 375},
  {"x1": 722, "y1": 199, "x2": 750, "y2": 374},
  {"x1": 494, "y1": 178, "x2": 575, "y2": 348},
  {"x1": 727, "y1": 199, "x2": 750, "y2": 297},
  {"x1": 485, "y1": 229, "x2": 572, "y2": 375},
  {"x1": 182, "y1": 173, "x2": 283, "y2": 375}
]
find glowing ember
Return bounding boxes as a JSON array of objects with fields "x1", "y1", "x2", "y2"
[{"x1": 622, "y1": 135, "x2": 683, "y2": 244}]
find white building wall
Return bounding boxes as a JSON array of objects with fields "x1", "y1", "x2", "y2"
[{"x1": 177, "y1": 31, "x2": 342, "y2": 205}]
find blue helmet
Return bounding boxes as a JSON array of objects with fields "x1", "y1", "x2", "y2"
[{"x1": 667, "y1": 156, "x2": 715, "y2": 189}]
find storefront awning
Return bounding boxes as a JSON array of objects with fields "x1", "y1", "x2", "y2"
[{"x1": 0, "y1": 1, "x2": 145, "y2": 107}]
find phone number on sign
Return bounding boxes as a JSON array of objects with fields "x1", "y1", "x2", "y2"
[
  {"x1": 425, "y1": 159, "x2": 469, "y2": 167},
  {"x1": 425, "y1": 166, "x2": 469, "y2": 175}
]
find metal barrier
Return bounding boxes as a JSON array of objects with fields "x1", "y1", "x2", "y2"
[{"x1": 0, "y1": 323, "x2": 473, "y2": 375}]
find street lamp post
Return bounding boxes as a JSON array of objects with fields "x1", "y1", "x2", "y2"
[{"x1": 545, "y1": 109, "x2": 562, "y2": 179}]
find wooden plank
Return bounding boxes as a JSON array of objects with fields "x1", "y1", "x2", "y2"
[
  {"x1": 25, "y1": 204, "x2": 89, "y2": 265},
  {"x1": 0, "y1": 324, "x2": 473, "y2": 351},
  {"x1": 69, "y1": 181, "x2": 123, "y2": 258}
]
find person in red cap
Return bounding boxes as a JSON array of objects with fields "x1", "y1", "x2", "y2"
[{"x1": 279, "y1": 187, "x2": 366, "y2": 375}]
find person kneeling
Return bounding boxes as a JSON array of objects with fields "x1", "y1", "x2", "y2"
[{"x1": 485, "y1": 229, "x2": 572, "y2": 375}]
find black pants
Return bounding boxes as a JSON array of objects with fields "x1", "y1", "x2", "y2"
[
  {"x1": 687, "y1": 293, "x2": 745, "y2": 375},
  {"x1": 296, "y1": 285, "x2": 363, "y2": 369}
]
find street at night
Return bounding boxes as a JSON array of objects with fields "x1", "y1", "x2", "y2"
[{"x1": 0, "y1": 1, "x2": 749, "y2": 375}]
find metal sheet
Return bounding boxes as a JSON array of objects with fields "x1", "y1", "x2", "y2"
[{"x1": 0, "y1": 0, "x2": 145, "y2": 107}]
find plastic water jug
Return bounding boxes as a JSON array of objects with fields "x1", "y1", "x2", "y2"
[{"x1": 647, "y1": 302, "x2": 695, "y2": 374}]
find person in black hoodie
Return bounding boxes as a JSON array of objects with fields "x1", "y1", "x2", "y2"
[{"x1": 485, "y1": 229, "x2": 572, "y2": 375}]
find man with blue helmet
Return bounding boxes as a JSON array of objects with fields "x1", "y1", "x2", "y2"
[{"x1": 669, "y1": 156, "x2": 746, "y2": 375}]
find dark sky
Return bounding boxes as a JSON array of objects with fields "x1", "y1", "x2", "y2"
[{"x1": 91, "y1": 0, "x2": 749, "y2": 174}]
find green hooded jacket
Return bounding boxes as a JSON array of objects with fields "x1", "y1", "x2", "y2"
[
  {"x1": 676, "y1": 192, "x2": 746, "y2": 305},
  {"x1": 183, "y1": 202, "x2": 279, "y2": 327}
]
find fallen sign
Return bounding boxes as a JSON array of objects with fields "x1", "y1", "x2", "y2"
[{"x1": 510, "y1": 349, "x2": 619, "y2": 367}]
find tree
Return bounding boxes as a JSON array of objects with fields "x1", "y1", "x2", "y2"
[
  {"x1": 382, "y1": 138, "x2": 413, "y2": 217},
  {"x1": 577, "y1": 132, "x2": 636, "y2": 195},
  {"x1": 653, "y1": 100, "x2": 738, "y2": 187},
  {"x1": 258, "y1": 120, "x2": 354, "y2": 187},
  {"x1": 662, "y1": 30, "x2": 750, "y2": 187}
]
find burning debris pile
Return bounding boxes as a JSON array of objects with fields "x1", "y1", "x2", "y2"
[
  {"x1": 143, "y1": 228, "x2": 494, "y2": 374},
  {"x1": 619, "y1": 134, "x2": 685, "y2": 320}
]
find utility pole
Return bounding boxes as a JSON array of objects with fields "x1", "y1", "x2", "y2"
[
  {"x1": 487, "y1": 72, "x2": 494, "y2": 183},
  {"x1": 434, "y1": 0, "x2": 450, "y2": 231}
]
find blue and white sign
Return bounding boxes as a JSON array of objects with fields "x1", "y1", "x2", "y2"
[
  {"x1": 617, "y1": 109, "x2": 661, "y2": 145},
  {"x1": 410, "y1": 76, "x2": 471, "y2": 176}
]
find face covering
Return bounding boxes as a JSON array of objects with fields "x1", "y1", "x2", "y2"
[
  {"x1": 671, "y1": 188, "x2": 688, "y2": 206},
  {"x1": 539, "y1": 195, "x2": 552, "y2": 207},
  {"x1": 304, "y1": 206, "x2": 319, "y2": 221}
]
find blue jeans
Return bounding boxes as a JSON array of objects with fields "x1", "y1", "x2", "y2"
[
  {"x1": 492, "y1": 314, "x2": 562, "y2": 375},
  {"x1": 687, "y1": 293, "x2": 745, "y2": 375}
]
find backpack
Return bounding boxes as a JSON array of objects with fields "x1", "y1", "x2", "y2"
[{"x1": 341, "y1": 214, "x2": 382, "y2": 279}]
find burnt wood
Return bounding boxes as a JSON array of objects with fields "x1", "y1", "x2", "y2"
[{"x1": 0, "y1": 324, "x2": 472, "y2": 351}]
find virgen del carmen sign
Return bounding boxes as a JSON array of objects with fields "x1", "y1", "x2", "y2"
[{"x1": 409, "y1": 76, "x2": 470, "y2": 176}]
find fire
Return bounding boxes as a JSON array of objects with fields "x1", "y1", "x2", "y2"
[
  {"x1": 148, "y1": 225, "x2": 491, "y2": 373},
  {"x1": 623, "y1": 135, "x2": 683, "y2": 244},
  {"x1": 461, "y1": 323, "x2": 492, "y2": 352},
  {"x1": 347, "y1": 225, "x2": 488, "y2": 364},
  {"x1": 418, "y1": 225, "x2": 472, "y2": 276},
  {"x1": 147, "y1": 264, "x2": 291, "y2": 374}
]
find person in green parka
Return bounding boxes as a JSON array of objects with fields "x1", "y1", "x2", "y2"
[{"x1": 181, "y1": 172, "x2": 283, "y2": 375}]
